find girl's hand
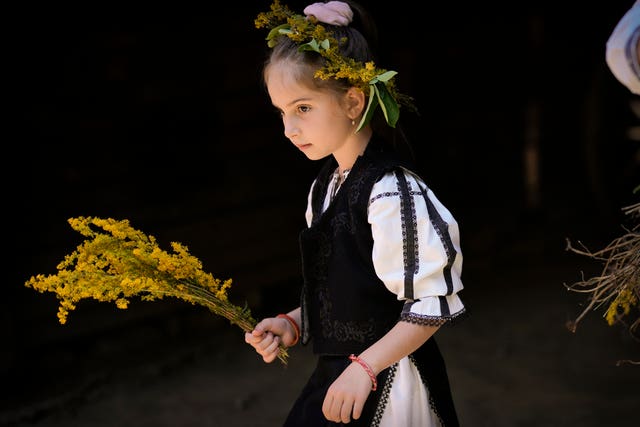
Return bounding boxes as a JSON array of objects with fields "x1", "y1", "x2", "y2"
[
  {"x1": 244, "y1": 317, "x2": 296, "y2": 363},
  {"x1": 322, "y1": 362, "x2": 373, "y2": 423}
]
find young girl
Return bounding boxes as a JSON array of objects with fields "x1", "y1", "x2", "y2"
[{"x1": 245, "y1": 1, "x2": 466, "y2": 425}]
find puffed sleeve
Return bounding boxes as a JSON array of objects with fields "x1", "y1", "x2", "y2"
[{"x1": 368, "y1": 168, "x2": 465, "y2": 326}]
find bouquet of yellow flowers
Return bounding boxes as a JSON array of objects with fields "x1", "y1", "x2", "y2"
[{"x1": 25, "y1": 216, "x2": 288, "y2": 364}]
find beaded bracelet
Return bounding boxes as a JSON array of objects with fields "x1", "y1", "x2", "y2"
[
  {"x1": 277, "y1": 313, "x2": 300, "y2": 346},
  {"x1": 348, "y1": 354, "x2": 378, "y2": 391}
]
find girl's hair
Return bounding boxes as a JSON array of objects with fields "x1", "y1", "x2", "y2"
[{"x1": 262, "y1": 0, "x2": 414, "y2": 160}]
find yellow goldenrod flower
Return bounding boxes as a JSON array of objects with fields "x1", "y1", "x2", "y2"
[{"x1": 25, "y1": 216, "x2": 289, "y2": 364}]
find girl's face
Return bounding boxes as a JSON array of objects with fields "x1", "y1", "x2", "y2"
[{"x1": 266, "y1": 61, "x2": 356, "y2": 161}]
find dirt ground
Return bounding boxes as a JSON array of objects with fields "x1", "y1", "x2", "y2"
[{"x1": 2, "y1": 250, "x2": 639, "y2": 427}]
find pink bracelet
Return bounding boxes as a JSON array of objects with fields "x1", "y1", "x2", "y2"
[
  {"x1": 277, "y1": 313, "x2": 300, "y2": 346},
  {"x1": 348, "y1": 354, "x2": 377, "y2": 391}
]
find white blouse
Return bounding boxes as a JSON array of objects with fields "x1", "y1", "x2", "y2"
[
  {"x1": 304, "y1": 166, "x2": 465, "y2": 426},
  {"x1": 305, "y1": 166, "x2": 465, "y2": 322}
]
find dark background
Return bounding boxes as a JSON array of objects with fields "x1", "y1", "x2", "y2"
[{"x1": 4, "y1": 1, "x2": 640, "y2": 426}]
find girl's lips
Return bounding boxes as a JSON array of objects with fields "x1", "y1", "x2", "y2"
[{"x1": 296, "y1": 143, "x2": 312, "y2": 150}]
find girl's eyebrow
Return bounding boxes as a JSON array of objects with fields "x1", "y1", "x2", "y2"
[
  {"x1": 285, "y1": 97, "x2": 313, "y2": 108},
  {"x1": 271, "y1": 97, "x2": 313, "y2": 111}
]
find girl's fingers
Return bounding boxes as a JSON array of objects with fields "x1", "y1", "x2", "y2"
[
  {"x1": 352, "y1": 398, "x2": 364, "y2": 420},
  {"x1": 321, "y1": 395, "x2": 333, "y2": 421},
  {"x1": 244, "y1": 331, "x2": 261, "y2": 344},
  {"x1": 321, "y1": 394, "x2": 350, "y2": 423},
  {"x1": 340, "y1": 397, "x2": 354, "y2": 423},
  {"x1": 243, "y1": 317, "x2": 288, "y2": 363},
  {"x1": 255, "y1": 332, "x2": 274, "y2": 351},
  {"x1": 245, "y1": 330, "x2": 273, "y2": 352},
  {"x1": 266, "y1": 334, "x2": 280, "y2": 352},
  {"x1": 331, "y1": 398, "x2": 345, "y2": 423},
  {"x1": 262, "y1": 335, "x2": 280, "y2": 362}
]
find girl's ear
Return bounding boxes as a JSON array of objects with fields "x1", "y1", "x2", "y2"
[{"x1": 344, "y1": 87, "x2": 366, "y2": 120}]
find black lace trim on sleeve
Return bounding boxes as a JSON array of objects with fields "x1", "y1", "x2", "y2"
[{"x1": 400, "y1": 308, "x2": 467, "y2": 327}]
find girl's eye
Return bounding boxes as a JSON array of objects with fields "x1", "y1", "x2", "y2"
[{"x1": 297, "y1": 105, "x2": 311, "y2": 113}]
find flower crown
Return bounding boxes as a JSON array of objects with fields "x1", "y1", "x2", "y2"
[{"x1": 254, "y1": 0, "x2": 414, "y2": 132}]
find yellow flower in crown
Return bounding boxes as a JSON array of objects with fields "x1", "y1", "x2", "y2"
[{"x1": 254, "y1": 0, "x2": 415, "y2": 132}]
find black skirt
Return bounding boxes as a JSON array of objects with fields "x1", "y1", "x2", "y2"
[
  {"x1": 282, "y1": 339, "x2": 459, "y2": 427},
  {"x1": 282, "y1": 355, "x2": 391, "y2": 427}
]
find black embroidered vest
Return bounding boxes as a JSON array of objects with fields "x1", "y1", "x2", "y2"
[{"x1": 299, "y1": 141, "x2": 412, "y2": 355}]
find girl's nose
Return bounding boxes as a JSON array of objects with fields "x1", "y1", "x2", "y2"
[{"x1": 283, "y1": 117, "x2": 298, "y2": 139}]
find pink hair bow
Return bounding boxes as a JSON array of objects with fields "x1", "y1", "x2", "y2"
[{"x1": 303, "y1": 1, "x2": 353, "y2": 26}]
